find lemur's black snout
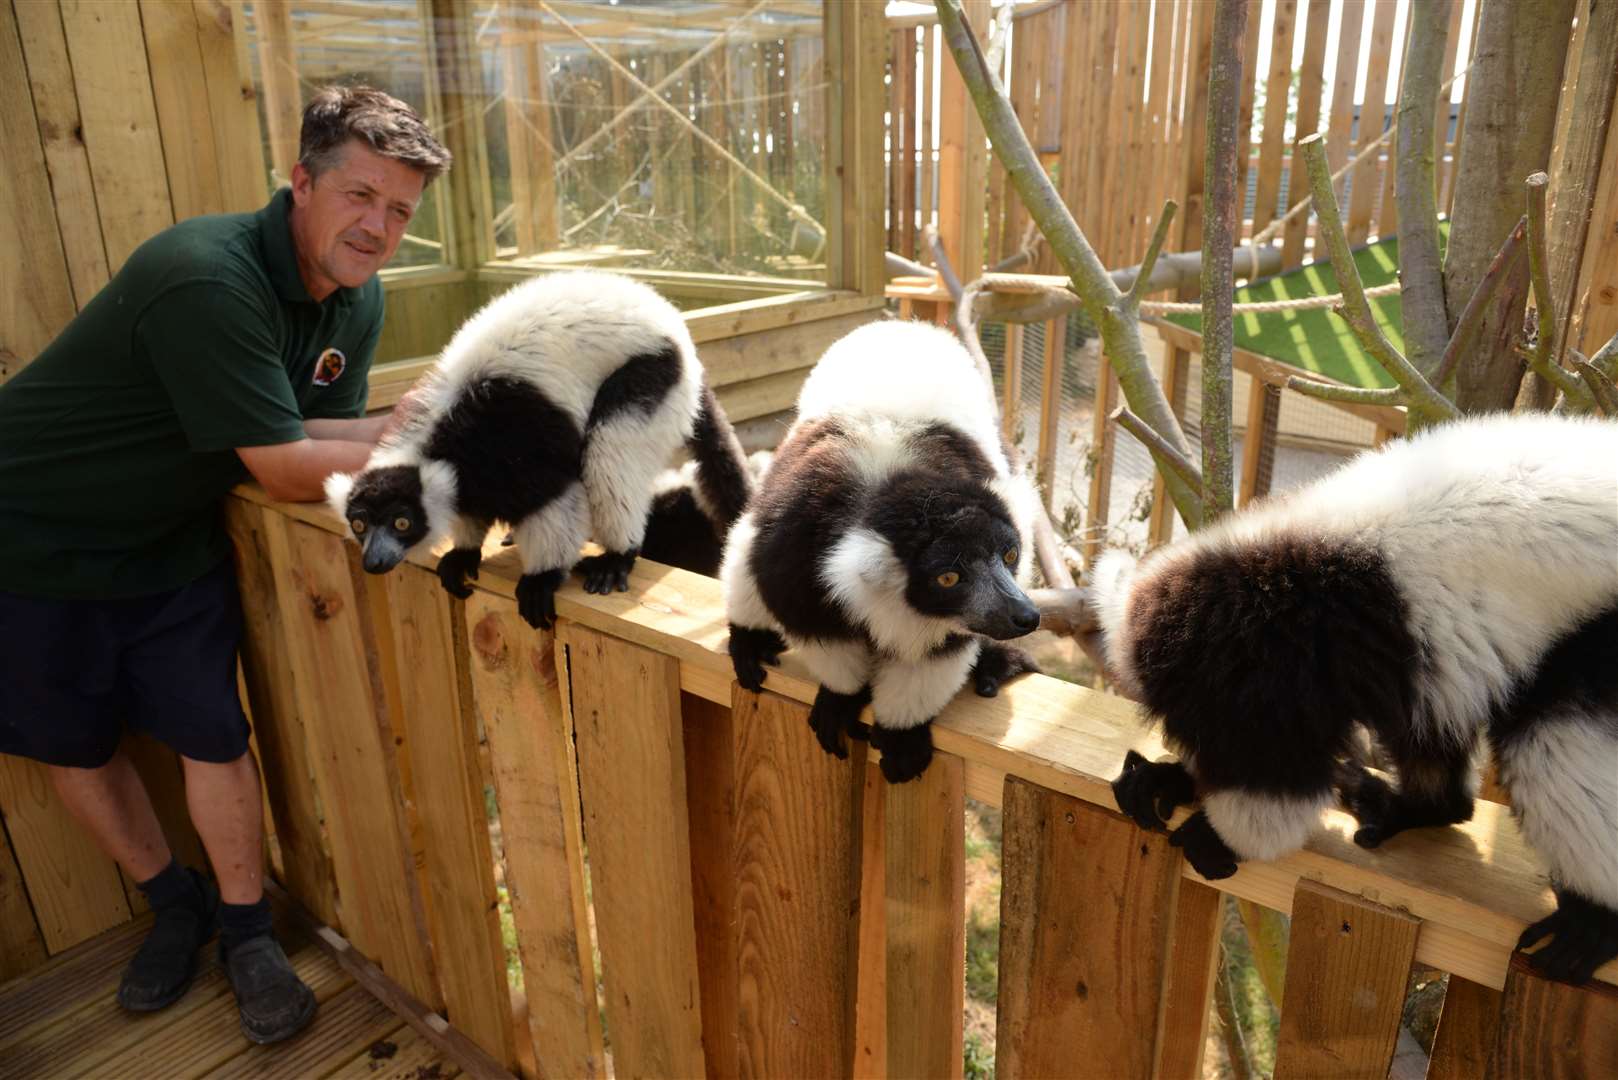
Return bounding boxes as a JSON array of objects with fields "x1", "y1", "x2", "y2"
[{"x1": 1010, "y1": 602, "x2": 1041, "y2": 633}]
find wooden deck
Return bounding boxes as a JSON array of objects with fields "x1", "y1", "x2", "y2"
[{"x1": 0, "y1": 904, "x2": 468, "y2": 1080}]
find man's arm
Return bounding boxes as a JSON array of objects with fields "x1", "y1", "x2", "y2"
[
  {"x1": 303, "y1": 415, "x2": 389, "y2": 443},
  {"x1": 237, "y1": 439, "x2": 374, "y2": 503}
]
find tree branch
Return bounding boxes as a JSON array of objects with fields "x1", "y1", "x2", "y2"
[
  {"x1": 1394, "y1": 0, "x2": 1453, "y2": 378},
  {"x1": 1112, "y1": 406, "x2": 1210, "y2": 504},
  {"x1": 1285, "y1": 376, "x2": 1406, "y2": 407},
  {"x1": 1524, "y1": 173, "x2": 1594, "y2": 409},
  {"x1": 1299, "y1": 134, "x2": 1459, "y2": 425},
  {"x1": 1122, "y1": 201, "x2": 1178, "y2": 312},
  {"x1": 1573, "y1": 359, "x2": 1618, "y2": 417},
  {"x1": 1433, "y1": 216, "x2": 1526, "y2": 389}
]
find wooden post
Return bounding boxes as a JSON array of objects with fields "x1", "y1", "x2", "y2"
[
  {"x1": 852, "y1": 760, "x2": 887, "y2": 1080},
  {"x1": 1274, "y1": 880, "x2": 1421, "y2": 1080},
  {"x1": 1427, "y1": 975, "x2": 1503, "y2": 1080},
  {"x1": 934, "y1": 0, "x2": 989, "y2": 280},
  {"x1": 886, "y1": 752, "x2": 965, "y2": 1079},
  {"x1": 1152, "y1": 880, "x2": 1225, "y2": 1080},
  {"x1": 463, "y1": 594, "x2": 604, "y2": 1080},
  {"x1": 1486, "y1": 954, "x2": 1618, "y2": 1078},
  {"x1": 826, "y1": 0, "x2": 886, "y2": 296},
  {"x1": 558, "y1": 623, "x2": 706, "y2": 1078},
  {"x1": 1002, "y1": 321, "x2": 1025, "y2": 443},
  {"x1": 430, "y1": 0, "x2": 496, "y2": 270},
  {"x1": 1036, "y1": 316, "x2": 1068, "y2": 515},
  {"x1": 1282, "y1": 0, "x2": 1331, "y2": 268},
  {"x1": 1251, "y1": 0, "x2": 1299, "y2": 242},
  {"x1": 1345, "y1": 1, "x2": 1398, "y2": 246},
  {"x1": 997, "y1": 777, "x2": 1182, "y2": 1079},
  {"x1": 253, "y1": 0, "x2": 301, "y2": 183},
  {"x1": 0, "y1": 825, "x2": 48, "y2": 981},
  {"x1": 1322, "y1": 0, "x2": 1366, "y2": 250},
  {"x1": 1238, "y1": 372, "x2": 1280, "y2": 507}
]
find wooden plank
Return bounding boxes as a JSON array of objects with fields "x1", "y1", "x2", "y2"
[
  {"x1": 825, "y1": 0, "x2": 886, "y2": 296},
  {"x1": 463, "y1": 593, "x2": 604, "y2": 1080},
  {"x1": 1001, "y1": 321, "x2": 1024, "y2": 442},
  {"x1": 60, "y1": 0, "x2": 175, "y2": 271},
  {"x1": 885, "y1": 751, "x2": 964, "y2": 1080},
  {"x1": 1282, "y1": 0, "x2": 1332, "y2": 267},
  {"x1": 1274, "y1": 878, "x2": 1422, "y2": 1080},
  {"x1": 1487, "y1": 954, "x2": 1618, "y2": 1079},
  {"x1": 1106, "y1": 1, "x2": 1152, "y2": 263},
  {"x1": 934, "y1": 0, "x2": 988, "y2": 279},
  {"x1": 1035, "y1": 316, "x2": 1066, "y2": 511},
  {"x1": 384, "y1": 565, "x2": 517, "y2": 1067},
  {"x1": 851, "y1": 760, "x2": 887, "y2": 1080},
  {"x1": 714, "y1": 367, "x2": 812, "y2": 424},
  {"x1": 997, "y1": 776, "x2": 1181, "y2": 1080},
  {"x1": 430, "y1": 0, "x2": 495, "y2": 270},
  {"x1": 0, "y1": 756, "x2": 130, "y2": 954},
  {"x1": 140, "y1": 0, "x2": 226, "y2": 221},
  {"x1": 1440, "y1": 3, "x2": 1483, "y2": 215},
  {"x1": 1373, "y1": 1, "x2": 1416, "y2": 241},
  {"x1": 557, "y1": 622, "x2": 707, "y2": 1078},
  {"x1": 697, "y1": 306, "x2": 882, "y2": 387},
  {"x1": 919, "y1": 24, "x2": 936, "y2": 249},
  {"x1": 1233, "y1": 0, "x2": 1265, "y2": 229},
  {"x1": 0, "y1": 817, "x2": 48, "y2": 983},
  {"x1": 682, "y1": 692, "x2": 740, "y2": 1080},
  {"x1": 1152, "y1": 879, "x2": 1223, "y2": 1080},
  {"x1": 1344, "y1": 0, "x2": 1397, "y2": 247},
  {"x1": 10, "y1": 0, "x2": 109, "y2": 312},
  {"x1": 268, "y1": 518, "x2": 437, "y2": 1003},
  {"x1": 1238, "y1": 372, "x2": 1280, "y2": 507},
  {"x1": 205, "y1": 982, "x2": 401, "y2": 1079},
  {"x1": 223, "y1": 500, "x2": 340, "y2": 925},
  {"x1": 1321, "y1": 0, "x2": 1367, "y2": 250},
  {"x1": 1085, "y1": 357, "x2": 1119, "y2": 562},
  {"x1": 325, "y1": 1023, "x2": 461, "y2": 1080},
  {"x1": 1074, "y1": 6, "x2": 1117, "y2": 249},
  {"x1": 1427, "y1": 975, "x2": 1503, "y2": 1080},
  {"x1": 191, "y1": 0, "x2": 269, "y2": 214},
  {"x1": 730, "y1": 688, "x2": 862, "y2": 1076},
  {"x1": 253, "y1": 0, "x2": 300, "y2": 182},
  {"x1": 1569, "y1": 50, "x2": 1618, "y2": 359},
  {"x1": 0, "y1": 913, "x2": 148, "y2": 1049}
]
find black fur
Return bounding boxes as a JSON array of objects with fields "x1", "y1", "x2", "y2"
[
  {"x1": 577, "y1": 548, "x2": 638, "y2": 594},
  {"x1": 584, "y1": 343, "x2": 682, "y2": 437},
  {"x1": 1519, "y1": 888, "x2": 1618, "y2": 985},
  {"x1": 687, "y1": 383, "x2": 752, "y2": 527},
  {"x1": 870, "y1": 722, "x2": 933, "y2": 784},
  {"x1": 808, "y1": 685, "x2": 872, "y2": 759},
  {"x1": 1338, "y1": 758, "x2": 1474, "y2": 850},
  {"x1": 729, "y1": 624, "x2": 786, "y2": 692},
  {"x1": 641, "y1": 488, "x2": 725, "y2": 575},
  {"x1": 1488, "y1": 603, "x2": 1618, "y2": 751},
  {"x1": 424, "y1": 375, "x2": 583, "y2": 524},
  {"x1": 517, "y1": 569, "x2": 565, "y2": 631},
  {"x1": 343, "y1": 466, "x2": 431, "y2": 550},
  {"x1": 969, "y1": 641, "x2": 1038, "y2": 696},
  {"x1": 436, "y1": 546, "x2": 482, "y2": 599},
  {"x1": 1170, "y1": 810, "x2": 1239, "y2": 880},
  {"x1": 1112, "y1": 750, "x2": 1197, "y2": 833}
]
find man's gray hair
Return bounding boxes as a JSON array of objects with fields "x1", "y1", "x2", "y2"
[{"x1": 298, "y1": 85, "x2": 451, "y2": 184}]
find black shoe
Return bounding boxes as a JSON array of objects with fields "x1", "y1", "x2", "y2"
[
  {"x1": 117, "y1": 870, "x2": 220, "y2": 1012},
  {"x1": 222, "y1": 933, "x2": 318, "y2": 1044}
]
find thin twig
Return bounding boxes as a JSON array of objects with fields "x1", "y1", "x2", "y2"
[
  {"x1": 1122, "y1": 201, "x2": 1178, "y2": 312},
  {"x1": 1524, "y1": 173, "x2": 1592, "y2": 407},
  {"x1": 1299, "y1": 134, "x2": 1459, "y2": 425},
  {"x1": 1285, "y1": 376, "x2": 1406, "y2": 407},
  {"x1": 1434, "y1": 217, "x2": 1526, "y2": 389},
  {"x1": 1590, "y1": 328, "x2": 1618, "y2": 376},
  {"x1": 1573, "y1": 359, "x2": 1618, "y2": 416},
  {"x1": 1032, "y1": 511, "x2": 1078, "y2": 590},
  {"x1": 927, "y1": 223, "x2": 965, "y2": 303},
  {"x1": 1112, "y1": 407, "x2": 1210, "y2": 505}
]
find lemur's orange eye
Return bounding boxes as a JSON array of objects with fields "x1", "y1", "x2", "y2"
[
  {"x1": 1004, "y1": 549, "x2": 1019, "y2": 566},
  {"x1": 937, "y1": 571, "x2": 960, "y2": 588},
  {"x1": 394, "y1": 517, "x2": 411, "y2": 532},
  {"x1": 351, "y1": 519, "x2": 367, "y2": 535}
]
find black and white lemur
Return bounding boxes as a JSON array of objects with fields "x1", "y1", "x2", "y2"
[
  {"x1": 1087, "y1": 412, "x2": 1617, "y2": 984},
  {"x1": 721, "y1": 321, "x2": 1043, "y2": 783},
  {"x1": 326, "y1": 270, "x2": 750, "y2": 629}
]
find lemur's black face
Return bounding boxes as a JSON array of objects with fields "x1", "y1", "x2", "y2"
[
  {"x1": 871, "y1": 479, "x2": 1040, "y2": 640},
  {"x1": 344, "y1": 465, "x2": 431, "y2": 574}
]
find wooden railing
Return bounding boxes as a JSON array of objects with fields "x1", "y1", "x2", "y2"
[{"x1": 213, "y1": 486, "x2": 1618, "y2": 1078}]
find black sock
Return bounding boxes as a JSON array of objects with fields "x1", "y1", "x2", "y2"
[
  {"x1": 136, "y1": 859, "x2": 204, "y2": 913},
  {"x1": 220, "y1": 896, "x2": 274, "y2": 952}
]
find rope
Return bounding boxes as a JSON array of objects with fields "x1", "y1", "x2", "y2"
[{"x1": 1140, "y1": 279, "x2": 1401, "y2": 315}]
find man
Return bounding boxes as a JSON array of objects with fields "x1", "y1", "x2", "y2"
[{"x1": 0, "y1": 86, "x2": 449, "y2": 1044}]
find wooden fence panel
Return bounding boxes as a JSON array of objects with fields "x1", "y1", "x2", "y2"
[
  {"x1": 885, "y1": 752, "x2": 964, "y2": 1079},
  {"x1": 385, "y1": 566, "x2": 516, "y2": 1067},
  {"x1": 269, "y1": 519, "x2": 437, "y2": 1004},
  {"x1": 730, "y1": 688, "x2": 863, "y2": 1077},
  {"x1": 1251, "y1": 0, "x2": 1299, "y2": 241},
  {"x1": 464, "y1": 594, "x2": 604, "y2": 1080},
  {"x1": 1282, "y1": 0, "x2": 1331, "y2": 268},
  {"x1": 683, "y1": 692, "x2": 741, "y2": 1080},
  {"x1": 997, "y1": 776, "x2": 1181, "y2": 1080},
  {"x1": 1152, "y1": 879, "x2": 1224, "y2": 1080},
  {"x1": 1486, "y1": 955, "x2": 1618, "y2": 1079},
  {"x1": 139, "y1": 0, "x2": 226, "y2": 223},
  {"x1": 0, "y1": 821, "x2": 49, "y2": 981},
  {"x1": 1428, "y1": 974, "x2": 1503, "y2": 1080},
  {"x1": 224, "y1": 500, "x2": 339, "y2": 926},
  {"x1": 559, "y1": 622, "x2": 707, "y2": 1079},
  {"x1": 1274, "y1": 879, "x2": 1421, "y2": 1080},
  {"x1": 190, "y1": 0, "x2": 269, "y2": 215}
]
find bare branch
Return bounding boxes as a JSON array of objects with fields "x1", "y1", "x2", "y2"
[
  {"x1": 1028, "y1": 587, "x2": 1095, "y2": 636},
  {"x1": 886, "y1": 251, "x2": 933, "y2": 280},
  {"x1": 1594, "y1": 330, "x2": 1618, "y2": 376},
  {"x1": 1395, "y1": 0, "x2": 1453, "y2": 378},
  {"x1": 1299, "y1": 134, "x2": 1459, "y2": 425},
  {"x1": 1285, "y1": 376, "x2": 1406, "y2": 407},
  {"x1": 1031, "y1": 511, "x2": 1078, "y2": 590},
  {"x1": 925, "y1": 223, "x2": 965, "y2": 303},
  {"x1": 1122, "y1": 201, "x2": 1179, "y2": 312},
  {"x1": 1573, "y1": 359, "x2": 1618, "y2": 417},
  {"x1": 1112, "y1": 407, "x2": 1210, "y2": 506},
  {"x1": 1524, "y1": 174, "x2": 1593, "y2": 408},
  {"x1": 1434, "y1": 216, "x2": 1526, "y2": 389}
]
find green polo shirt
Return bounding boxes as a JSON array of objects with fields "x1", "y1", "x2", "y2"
[{"x1": 0, "y1": 188, "x2": 383, "y2": 599}]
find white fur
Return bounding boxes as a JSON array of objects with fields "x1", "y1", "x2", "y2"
[
  {"x1": 324, "y1": 471, "x2": 357, "y2": 533},
  {"x1": 1497, "y1": 714, "x2": 1618, "y2": 908},
  {"x1": 792, "y1": 639, "x2": 873, "y2": 696},
  {"x1": 871, "y1": 640, "x2": 984, "y2": 729},
  {"x1": 720, "y1": 512, "x2": 777, "y2": 631},
  {"x1": 511, "y1": 483, "x2": 590, "y2": 575},
  {"x1": 820, "y1": 528, "x2": 958, "y2": 661},
  {"x1": 1202, "y1": 787, "x2": 1338, "y2": 863}
]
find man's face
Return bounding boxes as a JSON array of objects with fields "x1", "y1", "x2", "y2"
[{"x1": 289, "y1": 140, "x2": 426, "y2": 299}]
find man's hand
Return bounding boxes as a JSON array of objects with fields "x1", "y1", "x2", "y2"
[{"x1": 237, "y1": 438, "x2": 374, "y2": 502}]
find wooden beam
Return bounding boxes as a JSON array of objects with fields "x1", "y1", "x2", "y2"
[
  {"x1": 1427, "y1": 975, "x2": 1503, "y2": 1080},
  {"x1": 933, "y1": 0, "x2": 988, "y2": 280},
  {"x1": 1486, "y1": 954, "x2": 1618, "y2": 1078},
  {"x1": 825, "y1": 0, "x2": 886, "y2": 295},
  {"x1": 254, "y1": 0, "x2": 302, "y2": 182}
]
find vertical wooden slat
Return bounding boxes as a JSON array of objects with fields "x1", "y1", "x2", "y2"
[
  {"x1": 0, "y1": 756, "x2": 130, "y2": 954},
  {"x1": 1440, "y1": 1, "x2": 1484, "y2": 215},
  {"x1": 1143, "y1": 0, "x2": 1179, "y2": 259},
  {"x1": 1035, "y1": 316, "x2": 1067, "y2": 513},
  {"x1": 0, "y1": 815, "x2": 50, "y2": 981},
  {"x1": 1102, "y1": 3, "x2": 1149, "y2": 263},
  {"x1": 935, "y1": 0, "x2": 989, "y2": 279},
  {"x1": 1151, "y1": 879, "x2": 1223, "y2": 1080},
  {"x1": 1238, "y1": 374, "x2": 1280, "y2": 507},
  {"x1": 1077, "y1": 5, "x2": 1120, "y2": 252},
  {"x1": 852, "y1": 760, "x2": 887, "y2": 1080},
  {"x1": 683, "y1": 691, "x2": 740, "y2": 1080},
  {"x1": 1085, "y1": 358, "x2": 1118, "y2": 562},
  {"x1": 918, "y1": 24, "x2": 936, "y2": 247},
  {"x1": 1485, "y1": 954, "x2": 1618, "y2": 1079},
  {"x1": 559, "y1": 622, "x2": 706, "y2": 1079},
  {"x1": 885, "y1": 751, "x2": 965, "y2": 1080},
  {"x1": 1281, "y1": 0, "x2": 1331, "y2": 268},
  {"x1": 503, "y1": 42, "x2": 536, "y2": 254},
  {"x1": 1273, "y1": 879, "x2": 1421, "y2": 1080},
  {"x1": 191, "y1": 0, "x2": 268, "y2": 214},
  {"x1": 385, "y1": 566, "x2": 516, "y2": 1068},
  {"x1": 1568, "y1": 52, "x2": 1618, "y2": 358},
  {"x1": 1001, "y1": 16, "x2": 1039, "y2": 262},
  {"x1": 465, "y1": 594, "x2": 603, "y2": 1080},
  {"x1": 1427, "y1": 974, "x2": 1503, "y2": 1080},
  {"x1": 825, "y1": 0, "x2": 886, "y2": 296},
  {"x1": 997, "y1": 776, "x2": 1182, "y2": 1080},
  {"x1": 1345, "y1": 1, "x2": 1398, "y2": 246},
  {"x1": 1373, "y1": 3, "x2": 1416, "y2": 240},
  {"x1": 1250, "y1": 0, "x2": 1298, "y2": 241},
  {"x1": 1233, "y1": 0, "x2": 1265, "y2": 233},
  {"x1": 731, "y1": 688, "x2": 862, "y2": 1077},
  {"x1": 10, "y1": 0, "x2": 110, "y2": 314},
  {"x1": 269, "y1": 519, "x2": 437, "y2": 1004},
  {"x1": 1321, "y1": 0, "x2": 1366, "y2": 250},
  {"x1": 253, "y1": 0, "x2": 300, "y2": 183},
  {"x1": 1002, "y1": 321, "x2": 1025, "y2": 443},
  {"x1": 889, "y1": 29, "x2": 906, "y2": 256},
  {"x1": 430, "y1": 0, "x2": 495, "y2": 271},
  {"x1": 223, "y1": 500, "x2": 339, "y2": 927},
  {"x1": 140, "y1": 0, "x2": 226, "y2": 221}
]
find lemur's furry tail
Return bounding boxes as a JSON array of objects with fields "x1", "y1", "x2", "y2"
[{"x1": 687, "y1": 382, "x2": 753, "y2": 529}]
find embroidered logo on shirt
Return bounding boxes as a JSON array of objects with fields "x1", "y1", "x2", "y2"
[{"x1": 312, "y1": 347, "x2": 347, "y2": 387}]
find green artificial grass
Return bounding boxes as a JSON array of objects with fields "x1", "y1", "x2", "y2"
[{"x1": 1165, "y1": 225, "x2": 1450, "y2": 391}]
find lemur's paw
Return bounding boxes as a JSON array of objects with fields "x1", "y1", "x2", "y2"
[
  {"x1": 435, "y1": 547, "x2": 482, "y2": 600},
  {"x1": 577, "y1": 549, "x2": 638, "y2": 595},
  {"x1": 1112, "y1": 750, "x2": 1196, "y2": 833},
  {"x1": 806, "y1": 686, "x2": 872, "y2": 760},
  {"x1": 1337, "y1": 764, "x2": 1415, "y2": 849},
  {"x1": 871, "y1": 723, "x2": 934, "y2": 784},
  {"x1": 1171, "y1": 810, "x2": 1240, "y2": 880},
  {"x1": 1519, "y1": 890, "x2": 1618, "y2": 986},
  {"x1": 971, "y1": 641, "x2": 1039, "y2": 697},
  {"x1": 515, "y1": 569, "x2": 564, "y2": 630},
  {"x1": 729, "y1": 625, "x2": 786, "y2": 692}
]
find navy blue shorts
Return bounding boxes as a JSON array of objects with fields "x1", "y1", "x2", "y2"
[{"x1": 0, "y1": 559, "x2": 251, "y2": 769}]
